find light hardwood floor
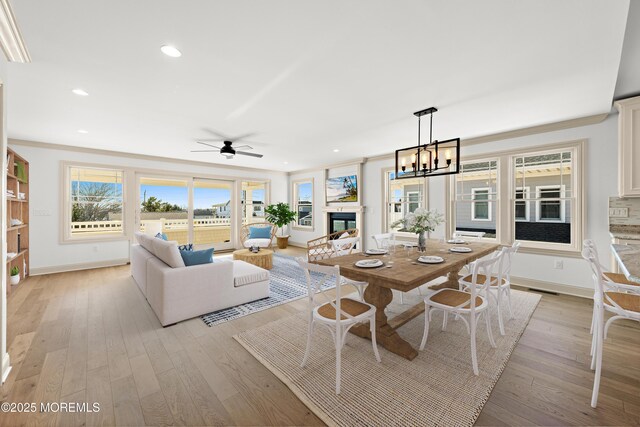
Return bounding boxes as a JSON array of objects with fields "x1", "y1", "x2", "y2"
[{"x1": 1, "y1": 250, "x2": 639, "y2": 426}]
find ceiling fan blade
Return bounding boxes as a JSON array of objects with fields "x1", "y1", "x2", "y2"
[
  {"x1": 190, "y1": 150, "x2": 219, "y2": 152},
  {"x1": 233, "y1": 145, "x2": 252, "y2": 150},
  {"x1": 196, "y1": 138, "x2": 225, "y2": 142},
  {"x1": 236, "y1": 151, "x2": 263, "y2": 158},
  {"x1": 196, "y1": 141, "x2": 221, "y2": 149},
  {"x1": 230, "y1": 132, "x2": 257, "y2": 142},
  {"x1": 204, "y1": 129, "x2": 232, "y2": 140}
]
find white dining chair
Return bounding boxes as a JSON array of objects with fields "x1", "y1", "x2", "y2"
[
  {"x1": 296, "y1": 258, "x2": 381, "y2": 394},
  {"x1": 328, "y1": 237, "x2": 368, "y2": 301},
  {"x1": 420, "y1": 254, "x2": 499, "y2": 375},
  {"x1": 582, "y1": 244, "x2": 640, "y2": 408},
  {"x1": 460, "y1": 242, "x2": 520, "y2": 335}
]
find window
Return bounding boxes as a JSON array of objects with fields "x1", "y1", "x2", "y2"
[
  {"x1": 471, "y1": 188, "x2": 491, "y2": 221},
  {"x1": 514, "y1": 187, "x2": 530, "y2": 221},
  {"x1": 384, "y1": 170, "x2": 427, "y2": 233},
  {"x1": 447, "y1": 142, "x2": 582, "y2": 252},
  {"x1": 293, "y1": 179, "x2": 313, "y2": 229},
  {"x1": 453, "y1": 160, "x2": 498, "y2": 238},
  {"x1": 241, "y1": 181, "x2": 268, "y2": 225},
  {"x1": 65, "y1": 165, "x2": 125, "y2": 241},
  {"x1": 514, "y1": 150, "x2": 573, "y2": 245}
]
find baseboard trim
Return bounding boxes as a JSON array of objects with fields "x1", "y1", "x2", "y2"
[
  {"x1": 287, "y1": 241, "x2": 307, "y2": 249},
  {"x1": 1, "y1": 352, "x2": 11, "y2": 384},
  {"x1": 30, "y1": 258, "x2": 130, "y2": 276},
  {"x1": 511, "y1": 276, "x2": 593, "y2": 299}
]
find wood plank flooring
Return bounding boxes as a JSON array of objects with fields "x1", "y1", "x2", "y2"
[{"x1": 1, "y1": 252, "x2": 639, "y2": 426}]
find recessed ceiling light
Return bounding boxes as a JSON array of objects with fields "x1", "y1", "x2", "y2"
[
  {"x1": 72, "y1": 88, "x2": 89, "y2": 96},
  {"x1": 160, "y1": 45, "x2": 182, "y2": 58},
  {"x1": 77, "y1": 129, "x2": 88, "y2": 134},
  {"x1": 333, "y1": 149, "x2": 340, "y2": 152}
]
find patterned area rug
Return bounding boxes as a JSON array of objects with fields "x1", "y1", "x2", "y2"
[
  {"x1": 201, "y1": 254, "x2": 334, "y2": 327},
  {"x1": 234, "y1": 289, "x2": 541, "y2": 426}
]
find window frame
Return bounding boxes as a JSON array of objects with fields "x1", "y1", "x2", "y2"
[
  {"x1": 382, "y1": 167, "x2": 429, "y2": 236},
  {"x1": 62, "y1": 163, "x2": 127, "y2": 243},
  {"x1": 446, "y1": 140, "x2": 584, "y2": 254},
  {"x1": 535, "y1": 184, "x2": 566, "y2": 223},
  {"x1": 514, "y1": 186, "x2": 530, "y2": 222},
  {"x1": 471, "y1": 187, "x2": 492, "y2": 221},
  {"x1": 292, "y1": 178, "x2": 314, "y2": 231}
]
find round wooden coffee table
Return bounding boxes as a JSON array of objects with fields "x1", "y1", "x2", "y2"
[{"x1": 233, "y1": 249, "x2": 274, "y2": 270}]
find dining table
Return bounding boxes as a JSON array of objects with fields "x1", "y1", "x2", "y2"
[{"x1": 316, "y1": 239, "x2": 501, "y2": 360}]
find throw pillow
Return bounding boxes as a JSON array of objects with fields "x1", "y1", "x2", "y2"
[
  {"x1": 338, "y1": 231, "x2": 350, "y2": 239},
  {"x1": 248, "y1": 226, "x2": 271, "y2": 239},
  {"x1": 178, "y1": 243, "x2": 193, "y2": 251},
  {"x1": 180, "y1": 248, "x2": 214, "y2": 266},
  {"x1": 155, "y1": 232, "x2": 169, "y2": 241}
]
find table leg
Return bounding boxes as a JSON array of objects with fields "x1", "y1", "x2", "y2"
[
  {"x1": 349, "y1": 284, "x2": 419, "y2": 360},
  {"x1": 429, "y1": 269, "x2": 462, "y2": 290}
]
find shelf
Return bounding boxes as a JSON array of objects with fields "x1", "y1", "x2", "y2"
[
  {"x1": 6, "y1": 249, "x2": 28, "y2": 263},
  {"x1": 6, "y1": 198, "x2": 27, "y2": 202},
  {"x1": 7, "y1": 224, "x2": 28, "y2": 231}
]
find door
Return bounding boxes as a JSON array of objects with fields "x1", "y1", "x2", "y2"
[
  {"x1": 137, "y1": 176, "x2": 189, "y2": 244},
  {"x1": 193, "y1": 179, "x2": 234, "y2": 250}
]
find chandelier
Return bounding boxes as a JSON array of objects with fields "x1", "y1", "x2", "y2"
[{"x1": 395, "y1": 107, "x2": 460, "y2": 179}]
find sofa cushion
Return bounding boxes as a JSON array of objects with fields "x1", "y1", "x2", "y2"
[
  {"x1": 249, "y1": 226, "x2": 272, "y2": 239},
  {"x1": 152, "y1": 238, "x2": 186, "y2": 268},
  {"x1": 137, "y1": 233, "x2": 155, "y2": 254},
  {"x1": 243, "y1": 238, "x2": 272, "y2": 248},
  {"x1": 180, "y1": 248, "x2": 214, "y2": 266},
  {"x1": 233, "y1": 261, "x2": 270, "y2": 287}
]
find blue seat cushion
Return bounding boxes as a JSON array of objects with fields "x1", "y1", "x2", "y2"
[
  {"x1": 248, "y1": 226, "x2": 271, "y2": 239},
  {"x1": 180, "y1": 248, "x2": 214, "y2": 266},
  {"x1": 155, "y1": 232, "x2": 168, "y2": 241}
]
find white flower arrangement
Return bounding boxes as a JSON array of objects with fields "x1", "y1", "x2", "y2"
[{"x1": 390, "y1": 207, "x2": 444, "y2": 234}]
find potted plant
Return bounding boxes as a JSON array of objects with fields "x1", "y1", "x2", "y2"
[
  {"x1": 390, "y1": 208, "x2": 444, "y2": 251},
  {"x1": 10, "y1": 266, "x2": 20, "y2": 285},
  {"x1": 265, "y1": 202, "x2": 297, "y2": 249}
]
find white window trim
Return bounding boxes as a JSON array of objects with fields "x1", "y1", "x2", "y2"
[
  {"x1": 535, "y1": 184, "x2": 566, "y2": 222},
  {"x1": 471, "y1": 187, "x2": 492, "y2": 222},
  {"x1": 382, "y1": 168, "x2": 428, "y2": 236},
  {"x1": 514, "y1": 186, "x2": 530, "y2": 222},
  {"x1": 447, "y1": 139, "x2": 584, "y2": 254},
  {"x1": 62, "y1": 163, "x2": 127, "y2": 243},
  {"x1": 406, "y1": 190, "x2": 420, "y2": 215},
  {"x1": 292, "y1": 178, "x2": 314, "y2": 231}
]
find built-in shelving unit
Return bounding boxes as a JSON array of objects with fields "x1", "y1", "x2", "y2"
[{"x1": 6, "y1": 147, "x2": 29, "y2": 296}]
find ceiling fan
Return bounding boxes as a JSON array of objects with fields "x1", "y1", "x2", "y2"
[{"x1": 191, "y1": 130, "x2": 264, "y2": 159}]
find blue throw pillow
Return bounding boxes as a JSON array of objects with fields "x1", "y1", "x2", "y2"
[
  {"x1": 180, "y1": 248, "x2": 214, "y2": 266},
  {"x1": 178, "y1": 243, "x2": 193, "y2": 251},
  {"x1": 248, "y1": 226, "x2": 271, "y2": 239},
  {"x1": 155, "y1": 232, "x2": 168, "y2": 241}
]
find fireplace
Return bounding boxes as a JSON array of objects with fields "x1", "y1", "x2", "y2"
[{"x1": 328, "y1": 212, "x2": 357, "y2": 235}]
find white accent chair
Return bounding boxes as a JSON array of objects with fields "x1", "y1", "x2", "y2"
[
  {"x1": 582, "y1": 243, "x2": 640, "y2": 408},
  {"x1": 420, "y1": 253, "x2": 499, "y2": 375},
  {"x1": 460, "y1": 242, "x2": 520, "y2": 335},
  {"x1": 297, "y1": 258, "x2": 381, "y2": 394},
  {"x1": 240, "y1": 222, "x2": 276, "y2": 249}
]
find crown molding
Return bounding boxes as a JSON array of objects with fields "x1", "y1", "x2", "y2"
[
  {"x1": 347, "y1": 112, "x2": 610, "y2": 165},
  {"x1": 0, "y1": 0, "x2": 30, "y2": 63},
  {"x1": 8, "y1": 138, "x2": 288, "y2": 176}
]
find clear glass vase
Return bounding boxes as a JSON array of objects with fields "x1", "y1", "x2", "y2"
[{"x1": 418, "y1": 231, "x2": 427, "y2": 252}]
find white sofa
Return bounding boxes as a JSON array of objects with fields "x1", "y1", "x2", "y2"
[{"x1": 131, "y1": 232, "x2": 270, "y2": 326}]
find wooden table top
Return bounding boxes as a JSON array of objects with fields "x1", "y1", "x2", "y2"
[
  {"x1": 233, "y1": 248, "x2": 273, "y2": 257},
  {"x1": 316, "y1": 239, "x2": 501, "y2": 292}
]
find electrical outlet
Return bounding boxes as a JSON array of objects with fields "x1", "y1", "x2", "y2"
[{"x1": 554, "y1": 260, "x2": 564, "y2": 269}]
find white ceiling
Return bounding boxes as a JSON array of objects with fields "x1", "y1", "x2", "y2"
[{"x1": 6, "y1": 0, "x2": 631, "y2": 171}]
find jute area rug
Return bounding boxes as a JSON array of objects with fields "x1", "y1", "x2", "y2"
[{"x1": 234, "y1": 289, "x2": 541, "y2": 427}]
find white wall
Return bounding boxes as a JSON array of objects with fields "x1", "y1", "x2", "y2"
[
  {"x1": 292, "y1": 113, "x2": 619, "y2": 293},
  {"x1": 8, "y1": 142, "x2": 288, "y2": 272}
]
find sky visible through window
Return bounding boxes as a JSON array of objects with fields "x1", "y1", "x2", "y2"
[
  {"x1": 297, "y1": 182, "x2": 312, "y2": 202},
  {"x1": 71, "y1": 181, "x2": 264, "y2": 209}
]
